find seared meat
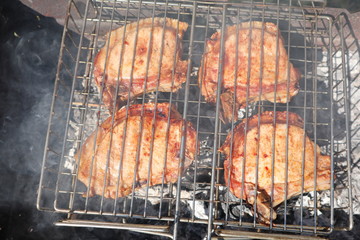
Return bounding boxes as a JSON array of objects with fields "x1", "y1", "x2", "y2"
[
  {"x1": 220, "y1": 111, "x2": 331, "y2": 223},
  {"x1": 94, "y1": 18, "x2": 189, "y2": 111},
  {"x1": 199, "y1": 22, "x2": 301, "y2": 122},
  {"x1": 76, "y1": 103, "x2": 197, "y2": 198}
]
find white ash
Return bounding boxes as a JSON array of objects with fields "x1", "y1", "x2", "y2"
[
  {"x1": 65, "y1": 120, "x2": 82, "y2": 172},
  {"x1": 199, "y1": 137, "x2": 213, "y2": 157},
  {"x1": 191, "y1": 68, "x2": 198, "y2": 77},
  {"x1": 135, "y1": 185, "x2": 210, "y2": 220},
  {"x1": 134, "y1": 185, "x2": 173, "y2": 205},
  {"x1": 237, "y1": 103, "x2": 256, "y2": 120},
  {"x1": 294, "y1": 191, "x2": 331, "y2": 210},
  {"x1": 219, "y1": 186, "x2": 253, "y2": 218},
  {"x1": 189, "y1": 200, "x2": 208, "y2": 220},
  {"x1": 64, "y1": 148, "x2": 76, "y2": 171},
  {"x1": 171, "y1": 186, "x2": 210, "y2": 220}
]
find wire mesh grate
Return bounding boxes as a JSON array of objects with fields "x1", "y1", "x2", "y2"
[{"x1": 37, "y1": 0, "x2": 352, "y2": 238}]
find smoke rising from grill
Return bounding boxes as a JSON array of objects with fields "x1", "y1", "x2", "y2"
[{"x1": 0, "y1": 2, "x2": 62, "y2": 238}]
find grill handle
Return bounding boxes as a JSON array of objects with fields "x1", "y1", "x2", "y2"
[
  {"x1": 214, "y1": 229, "x2": 327, "y2": 240},
  {"x1": 55, "y1": 219, "x2": 173, "y2": 239}
]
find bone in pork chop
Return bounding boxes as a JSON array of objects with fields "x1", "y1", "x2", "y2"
[
  {"x1": 76, "y1": 103, "x2": 197, "y2": 198},
  {"x1": 94, "y1": 18, "x2": 188, "y2": 111},
  {"x1": 220, "y1": 111, "x2": 331, "y2": 223},
  {"x1": 199, "y1": 22, "x2": 301, "y2": 122}
]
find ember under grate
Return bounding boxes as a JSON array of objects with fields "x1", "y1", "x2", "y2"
[{"x1": 37, "y1": 0, "x2": 353, "y2": 239}]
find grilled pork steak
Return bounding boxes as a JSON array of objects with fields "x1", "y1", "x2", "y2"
[
  {"x1": 76, "y1": 103, "x2": 197, "y2": 198},
  {"x1": 94, "y1": 18, "x2": 188, "y2": 111},
  {"x1": 199, "y1": 22, "x2": 301, "y2": 122},
  {"x1": 220, "y1": 111, "x2": 331, "y2": 223}
]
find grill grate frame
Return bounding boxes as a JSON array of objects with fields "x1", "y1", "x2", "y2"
[{"x1": 37, "y1": 0, "x2": 353, "y2": 238}]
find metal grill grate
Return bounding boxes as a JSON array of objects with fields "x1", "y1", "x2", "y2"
[{"x1": 37, "y1": 0, "x2": 353, "y2": 239}]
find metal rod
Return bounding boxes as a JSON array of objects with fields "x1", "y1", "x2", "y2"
[
  {"x1": 128, "y1": 0, "x2": 146, "y2": 216},
  {"x1": 269, "y1": 0, "x2": 280, "y2": 228},
  {"x1": 283, "y1": 0, "x2": 293, "y2": 230},
  {"x1": 300, "y1": 12, "x2": 309, "y2": 232},
  {"x1": 207, "y1": 5, "x2": 227, "y2": 239},
  {"x1": 312, "y1": 14, "x2": 319, "y2": 234},
  {"x1": 142, "y1": 0, "x2": 162, "y2": 218},
  {"x1": 239, "y1": 2, "x2": 254, "y2": 226},
  {"x1": 328, "y1": 16, "x2": 335, "y2": 231},
  {"x1": 173, "y1": 2, "x2": 197, "y2": 239},
  {"x1": 339, "y1": 14, "x2": 354, "y2": 231},
  {"x1": 224, "y1": 6, "x2": 240, "y2": 225},
  {"x1": 253, "y1": 6, "x2": 266, "y2": 228},
  {"x1": 159, "y1": 3, "x2": 181, "y2": 220},
  {"x1": 112, "y1": 0, "x2": 131, "y2": 214},
  {"x1": 55, "y1": 219, "x2": 173, "y2": 238},
  {"x1": 214, "y1": 229, "x2": 327, "y2": 240},
  {"x1": 192, "y1": 4, "x2": 211, "y2": 222}
]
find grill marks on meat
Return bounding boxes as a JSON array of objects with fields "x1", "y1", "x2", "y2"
[
  {"x1": 220, "y1": 111, "x2": 331, "y2": 223},
  {"x1": 199, "y1": 21, "x2": 301, "y2": 122},
  {"x1": 76, "y1": 103, "x2": 197, "y2": 198},
  {"x1": 94, "y1": 18, "x2": 189, "y2": 111}
]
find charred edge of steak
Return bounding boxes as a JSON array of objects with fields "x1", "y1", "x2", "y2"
[
  {"x1": 219, "y1": 80, "x2": 301, "y2": 123},
  {"x1": 246, "y1": 186, "x2": 277, "y2": 224},
  {"x1": 223, "y1": 174, "x2": 278, "y2": 224},
  {"x1": 100, "y1": 102, "x2": 182, "y2": 132}
]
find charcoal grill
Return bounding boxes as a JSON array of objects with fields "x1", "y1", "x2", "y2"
[{"x1": 37, "y1": 0, "x2": 353, "y2": 239}]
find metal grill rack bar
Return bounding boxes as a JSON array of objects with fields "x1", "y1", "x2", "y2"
[{"x1": 37, "y1": 0, "x2": 353, "y2": 239}]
